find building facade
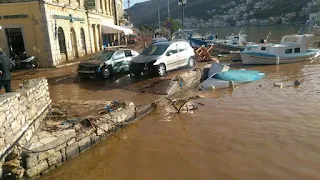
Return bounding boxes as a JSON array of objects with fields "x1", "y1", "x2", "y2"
[{"x1": 0, "y1": 0, "x2": 129, "y2": 67}]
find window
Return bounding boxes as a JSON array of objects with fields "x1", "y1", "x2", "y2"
[
  {"x1": 294, "y1": 48, "x2": 300, "y2": 53},
  {"x1": 261, "y1": 47, "x2": 267, "y2": 51},
  {"x1": 178, "y1": 43, "x2": 187, "y2": 52},
  {"x1": 141, "y1": 44, "x2": 169, "y2": 55},
  {"x1": 90, "y1": 50, "x2": 115, "y2": 60},
  {"x1": 112, "y1": 50, "x2": 125, "y2": 60},
  {"x1": 233, "y1": 42, "x2": 238, "y2": 45},
  {"x1": 285, "y1": 49, "x2": 293, "y2": 54},
  {"x1": 124, "y1": 50, "x2": 133, "y2": 57}
]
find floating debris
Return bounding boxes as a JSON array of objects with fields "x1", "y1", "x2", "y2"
[{"x1": 274, "y1": 82, "x2": 283, "y2": 88}]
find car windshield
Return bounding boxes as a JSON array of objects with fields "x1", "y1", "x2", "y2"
[
  {"x1": 129, "y1": 35, "x2": 137, "y2": 38},
  {"x1": 141, "y1": 44, "x2": 169, "y2": 56},
  {"x1": 90, "y1": 50, "x2": 115, "y2": 60}
]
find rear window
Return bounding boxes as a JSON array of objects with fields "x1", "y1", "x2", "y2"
[{"x1": 141, "y1": 44, "x2": 169, "y2": 56}]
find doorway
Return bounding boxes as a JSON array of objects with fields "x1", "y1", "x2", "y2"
[
  {"x1": 5, "y1": 28, "x2": 26, "y2": 58},
  {"x1": 58, "y1": 27, "x2": 68, "y2": 61},
  {"x1": 70, "y1": 28, "x2": 79, "y2": 59},
  {"x1": 80, "y1": 28, "x2": 87, "y2": 55}
]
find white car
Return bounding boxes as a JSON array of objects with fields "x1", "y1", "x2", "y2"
[{"x1": 129, "y1": 41, "x2": 196, "y2": 76}]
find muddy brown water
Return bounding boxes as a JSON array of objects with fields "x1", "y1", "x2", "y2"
[{"x1": 42, "y1": 59, "x2": 320, "y2": 180}]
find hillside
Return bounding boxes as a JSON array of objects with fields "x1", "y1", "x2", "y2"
[{"x1": 126, "y1": 0, "x2": 313, "y2": 27}]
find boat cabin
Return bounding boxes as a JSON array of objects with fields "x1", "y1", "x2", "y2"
[{"x1": 243, "y1": 34, "x2": 314, "y2": 56}]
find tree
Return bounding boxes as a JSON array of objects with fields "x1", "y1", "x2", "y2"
[{"x1": 162, "y1": 18, "x2": 182, "y2": 35}]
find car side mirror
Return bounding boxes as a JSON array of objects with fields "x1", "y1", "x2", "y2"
[{"x1": 166, "y1": 51, "x2": 173, "y2": 56}]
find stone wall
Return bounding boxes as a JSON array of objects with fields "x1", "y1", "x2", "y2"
[
  {"x1": 22, "y1": 101, "x2": 138, "y2": 178},
  {"x1": 0, "y1": 78, "x2": 51, "y2": 177}
]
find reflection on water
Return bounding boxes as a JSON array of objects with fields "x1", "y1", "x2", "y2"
[{"x1": 43, "y1": 58, "x2": 320, "y2": 180}]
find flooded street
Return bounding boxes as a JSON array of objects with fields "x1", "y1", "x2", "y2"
[{"x1": 43, "y1": 59, "x2": 320, "y2": 180}]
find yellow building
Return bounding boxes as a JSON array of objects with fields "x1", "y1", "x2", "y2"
[{"x1": 0, "y1": 0, "x2": 130, "y2": 67}]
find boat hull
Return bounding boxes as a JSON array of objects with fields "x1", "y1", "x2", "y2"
[
  {"x1": 215, "y1": 43, "x2": 245, "y2": 53},
  {"x1": 241, "y1": 52, "x2": 320, "y2": 65}
]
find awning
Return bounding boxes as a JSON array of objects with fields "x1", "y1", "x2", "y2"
[{"x1": 101, "y1": 23, "x2": 133, "y2": 35}]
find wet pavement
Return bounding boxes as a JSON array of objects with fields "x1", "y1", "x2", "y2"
[{"x1": 43, "y1": 59, "x2": 320, "y2": 180}]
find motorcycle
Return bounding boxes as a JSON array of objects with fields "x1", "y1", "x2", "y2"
[{"x1": 11, "y1": 52, "x2": 39, "y2": 70}]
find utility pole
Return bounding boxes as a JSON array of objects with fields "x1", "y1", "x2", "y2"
[
  {"x1": 158, "y1": 5, "x2": 161, "y2": 29},
  {"x1": 178, "y1": 0, "x2": 186, "y2": 30},
  {"x1": 168, "y1": 0, "x2": 171, "y2": 37}
]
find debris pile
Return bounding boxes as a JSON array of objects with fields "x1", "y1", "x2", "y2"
[{"x1": 195, "y1": 45, "x2": 219, "y2": 62}]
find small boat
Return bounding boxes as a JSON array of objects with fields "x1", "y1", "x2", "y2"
[
  {"x1": 199, "y1": 62, "x2": 264, "y2": 90},
  {"x1": 241, "y1": 34, "x2": 320, "y2": 65},
  {"x1": 215, "y1": 30, "x2": 255, "y2": 53}
]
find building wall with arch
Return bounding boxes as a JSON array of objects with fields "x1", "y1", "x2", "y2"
[{"x1": 43, "y1": 3, "x2": 92, "y2": 66}]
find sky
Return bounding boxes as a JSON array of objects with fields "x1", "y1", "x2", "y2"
[{"x1": 126, "y1": 0, "x2": 147, "y2": 9}]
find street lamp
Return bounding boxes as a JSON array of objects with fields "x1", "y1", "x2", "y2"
[{"x1": 178, "y1": 0, "x2": 186, "y2": 30}]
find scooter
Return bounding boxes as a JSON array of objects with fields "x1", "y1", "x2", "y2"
[{"x1": 11, "y1": 52, "x2": 39, "y2": 69}]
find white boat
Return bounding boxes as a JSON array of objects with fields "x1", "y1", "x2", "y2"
[
  {"x1": 241, "y1": 34, "x2": 320, "y2": 65},
  {"x1": 215, "y1": 30, "x2": 255, "y2": 53}
]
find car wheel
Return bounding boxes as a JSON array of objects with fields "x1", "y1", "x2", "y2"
[
  {"x1": 157, "y1": 63, "x2": 166, "y2": 77},
  {"x1": 101, "y1": 66, "x2": 110, "y2": 79},
  {"x1": 188, "y1": 57, "x2": 195, "y2": 68}
]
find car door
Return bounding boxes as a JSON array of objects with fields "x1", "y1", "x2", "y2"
[
  {"x1": 122, "y1": 50, "x2": 136, "y2": 71},
  {"x1": 177, "y1": 42, "x2": 189, "y2": 67},
  {"x1": 164, "y1": 43, "x2": 179, "y2": 71},
  {"x1": 111, "y1": 50, "x2": 126, "y2": 73}
]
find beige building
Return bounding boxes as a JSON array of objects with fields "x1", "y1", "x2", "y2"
[{"x1": 0, "y1": 0, "x2": 131, "y2": 67}]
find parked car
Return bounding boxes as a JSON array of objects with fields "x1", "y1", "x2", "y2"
[
  {"x1": 128, "y1": 35, "x2": 138, "y2": 44},
  {"x1": 129, "y1": 41, "x2": 196, "y2": 77},
  {"x1": 77, "y1": 48, "x2": 139, "y2": 79}
]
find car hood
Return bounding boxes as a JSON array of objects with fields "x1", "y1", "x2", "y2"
[{"x1": 131, "y1": 55, "x2": 161, "y2": 63}]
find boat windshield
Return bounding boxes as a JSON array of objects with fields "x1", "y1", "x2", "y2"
[{"x1": 141, "y1": 44, "x2": 169, "y2": 56}]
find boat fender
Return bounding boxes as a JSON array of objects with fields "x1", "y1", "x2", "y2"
[
  {"x1": 209, "y1": 85, "x2": 216, "y2": 90},
  {"x1": 229, "y1": 80, "x2": 235, "y2": 89}
]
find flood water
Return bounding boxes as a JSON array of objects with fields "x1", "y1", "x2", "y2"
[{"x1": 43, "y1": 26, "x2": 320, "y2": 180}]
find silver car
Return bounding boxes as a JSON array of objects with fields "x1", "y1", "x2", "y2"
[
  {"x1": 78, "y1": 49, "x2": 139, "y2": 79},
  {"x1": 129, "y1": 41, "x2": 196, "y2": 76}
]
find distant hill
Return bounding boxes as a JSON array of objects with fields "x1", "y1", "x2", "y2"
[{"x1": 126, "y1": 0, "x2": 312, "y2": 27}]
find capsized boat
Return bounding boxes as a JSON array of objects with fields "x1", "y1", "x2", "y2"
[
  {"x1": 241, "y1": 34, "x2": 320, "y2": 65},
  {"x1": 199, "y1": 62, "x2": 264, "y2": 90}
]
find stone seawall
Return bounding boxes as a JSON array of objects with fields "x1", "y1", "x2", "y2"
[
  {"x1": 21, "y1": 101, "x2": 151, "y2": 179},
  {"x1": 0, "y1": 78, "x2": 51, "y2": 178}
]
